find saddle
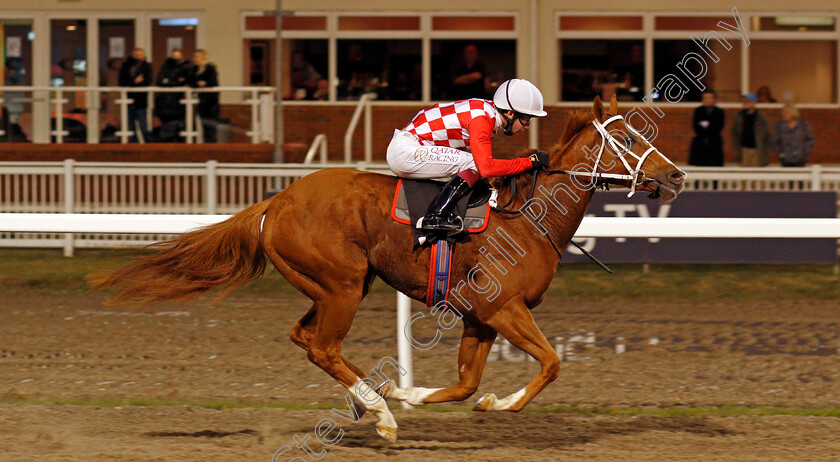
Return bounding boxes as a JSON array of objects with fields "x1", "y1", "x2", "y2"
[
  {"x1": 390, "y1": 178, "x2": 492, "y2": 244},
  {"x1": 391, "y1": 178, "x2": 494, "y2": 307}
]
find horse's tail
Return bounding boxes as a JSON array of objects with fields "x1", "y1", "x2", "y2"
[{"x1": 90, "y1": 200, "x2": 271, "y2": 306}]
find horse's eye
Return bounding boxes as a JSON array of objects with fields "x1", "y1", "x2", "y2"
[{"x1": 624, "y1": 137, "x2": 634, "y2": 146}]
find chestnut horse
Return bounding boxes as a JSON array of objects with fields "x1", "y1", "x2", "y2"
[{"x1": 93, "y1": 95, "x2": 685, "y2": 442}]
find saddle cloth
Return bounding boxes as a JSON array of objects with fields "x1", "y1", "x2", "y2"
[{"x1": 390, "y1": 178, "x2": 491, "y2": 237}]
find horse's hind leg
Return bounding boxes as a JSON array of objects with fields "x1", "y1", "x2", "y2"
[
  {"x1": 289, "y1": 306, "x2": 368, "y2": 380},
  {"x1": 304, "y1": 292, "x2": 399, "y2": 442},
  {"x1": 389, "y1": 322, "x2": 496, "y2": 405}
]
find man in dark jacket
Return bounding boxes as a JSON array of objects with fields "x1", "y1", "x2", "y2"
[
  {"x1": 154, "y1": 49, "x2": 189, "y2": 128},
  {"x1": 731, "y1": 92, "x2": 772, "y2": 167},
  {"x1": 689, "y1": 89, "x2": 725, "y2": 166},
  {"x1": 118, "y1": 48, "x2": 152, "y2": 142}
]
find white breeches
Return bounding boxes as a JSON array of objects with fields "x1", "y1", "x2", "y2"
[{"x1": 386, "y1": 130, "x2": 477, "y2": 179}]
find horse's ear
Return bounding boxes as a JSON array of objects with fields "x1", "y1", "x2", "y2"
[
  {"x1": 608, "y1": 94, "x2": 618, "y2": 116},
  {"x1": 592, "y1": 95, "x2": 604, "y2": 121}
]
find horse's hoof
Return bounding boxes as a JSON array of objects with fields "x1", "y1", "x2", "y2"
[
  {"x1": 473, "y1": 393, "x2": 496, "y2": 412},
  {"x1": 376, "y1": 424, "x2": 398, "y2": 443}
]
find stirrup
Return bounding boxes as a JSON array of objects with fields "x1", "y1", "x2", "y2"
[{"x1": 420, "y1": 214, "x2": 462, "y2": 232}]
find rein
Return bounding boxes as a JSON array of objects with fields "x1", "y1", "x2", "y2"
[{"x1": 491, "y1": 114, "x2": 665, "y2": 272}]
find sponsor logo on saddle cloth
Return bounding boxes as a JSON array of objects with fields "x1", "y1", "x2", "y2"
[{"x1": 412, "y1": 146, "x2": 461, "y2": 164}]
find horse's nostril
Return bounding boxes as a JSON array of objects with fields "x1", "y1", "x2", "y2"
[{"x1": 669, "y1": 171, "x2": 686, "y2": 184}]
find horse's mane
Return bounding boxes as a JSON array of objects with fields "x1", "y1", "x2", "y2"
[
  {"x1": 558, "y1": 108, "x2": 596, "y2": 148},
  {"x1": 491, "y1": 108, "x2": 596, "y2": 195}
]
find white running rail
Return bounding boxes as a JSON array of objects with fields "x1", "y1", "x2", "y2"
[{"x1": 2, "y1": 161, "x2": 840, "y2": 255}]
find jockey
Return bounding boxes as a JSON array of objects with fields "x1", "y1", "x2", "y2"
[{"x1": 386, "y1": 78, "x2": 549, "y2": 232}]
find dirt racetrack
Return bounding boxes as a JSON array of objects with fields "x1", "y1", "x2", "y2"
[{"x1": 1, "y1": 275, "x2": 839, "y2": 461}]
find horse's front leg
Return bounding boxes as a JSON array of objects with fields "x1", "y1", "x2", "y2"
[
  {"x1": 473, "y1": 300, "x2": 560, "y2": 412},
  {"x1": 387, "y1": 322, "x2": 496, "y2": 406}
]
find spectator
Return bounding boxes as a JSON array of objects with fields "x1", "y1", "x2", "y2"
[
  {"x1": 189, "y1": 49, "x2": 220, "y2": 142},
  {"x1": 450, "y1": 45, "x2": 489, "y2": 100},
  {"x1": 756, "y1": 85, "x2": 776, "y2": 103},
  {"x1": 154, "y1": 49, "x2": 189, "y2": 126},
  {"x1": 772, "y1": 103, "x2": 814, "y2": 167},
  {"x1": 289, "y1": 51, "x2": 322, "y2": 100},
  {"x1": 339, "y1": 43, "x2": 377, "y2": 100},
  {"x1": 118, "y1": 48, "x2": 152, "y2": 142},
  {"x1": 731, "y1": 93, "x2": 771, "y2": 167},
  {"x1": 311, "y1": 79, "x2": 329, "y2": 101},
  {"x1": 3, "y1": 58, "x2": 28, "y2": 141},
  {"x1": 689, "y1": 89, "x2": 725, "y2": 166}
]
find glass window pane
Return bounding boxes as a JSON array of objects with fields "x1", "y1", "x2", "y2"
[
  {"x1": 2, "y1": 19, "x2": 33, "y2": 142},
  {"x1": 655, "y1": 16, "x2": 735, "y2": 31},
  {"x1": 337, "y1": 40, "x2": 421, "y2": 101},
  {"x1": 286, "y1": 39, "x2": 327, "y2": 100},
  {"x1": 98, "y1": 19, "x2": 135, "y2": 140},
  {"x1": 749, "y1": 40, "x2": 837, "y2": 104},
  {"x1": 755, "y1": 16, "x2": 835, "y2": 32},
  {"x1": 432, "y1": 16, "x2": 515, "y2": 31},
  {"x1": 559, "y1": 16, "x2": 642, "y2": 31},
  {"x1": 152, "y1": 18, "x2": 197, "y2": 74},
  {"x1": 654, "y1": 40, "x2": 741, "y2": 103},
  {"x1": 338, "y1": 16, "x2": 420, "y2": 31},
  {"x1": 431, "y1": 39, "x2": 516, "y2": 101},
  {"x1": 245, "y1": 15, "x2": 327, "y2": 31},
  {"x1": 559, "y1": 39, "x2": 644, "y2": 102},
  {"x1": 50, "y1": 19, "x2": 87, "y2": 88}
]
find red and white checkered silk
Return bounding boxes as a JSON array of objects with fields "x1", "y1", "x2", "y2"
[{"x1": 403, "y1": 99, "x2": 502, "y2": 150}]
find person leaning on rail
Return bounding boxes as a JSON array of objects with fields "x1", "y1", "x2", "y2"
[{"x1": 386, "y1": 78, "x2": 549, "y2": 232}]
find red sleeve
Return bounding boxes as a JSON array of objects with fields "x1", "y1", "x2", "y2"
[{"x1": 468, "y1": 116, "x2": 533, "y2": 178}]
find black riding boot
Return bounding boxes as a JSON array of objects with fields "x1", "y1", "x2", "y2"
[{"x1": 421, "y1": 176, "x2": 472, "y2": 232}]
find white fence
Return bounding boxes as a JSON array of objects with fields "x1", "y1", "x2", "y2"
[
  {"x1": 0, "y1": 85, "x2": 275, "y2": 144},
  {"x1": 1, "y1": 161, "x2": 839, "y2": 255}
]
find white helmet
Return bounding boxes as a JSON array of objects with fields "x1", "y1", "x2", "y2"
[{"x1": 493, "y1": 79, "x2": 548, "y2": 117}]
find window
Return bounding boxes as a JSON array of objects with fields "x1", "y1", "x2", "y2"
[
  {"x1": 1, "y1": 19, "x2": 33, "y2": 142},
  {"x1": 336, "y1": 39, "x2": 421, "y2": 101},
  {"x1": 654, "y1": 40, "x2": 741, "y2": 103},
  {"x1": 151, "y1": 18, "x2": 197, "y2": 75},
  {"x1": 559, "y1": 15, "x2": 642, "y2": 31},
  {"x1": 560, "y1": 39, "x2": 644, "y2": 102},
  {"x1": 754, "y1": 15, "x2": 835, "y2": 32},
  {"x1": 286, "y1": 39, "x2": 327, "y2": 100},
  {"x1": 431, "y1": 39, "x2": 516, "y2": 101},
  {"x1": 50, "y1": 19, "x2": 87, "y2": 89},
  {"x1": 749, "y1": 40, "x2": 837, "y2": 104}
]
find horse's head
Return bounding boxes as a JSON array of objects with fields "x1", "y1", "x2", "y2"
[{"x1": 561, "y1": 95, "x2": 686, "y2": 203}]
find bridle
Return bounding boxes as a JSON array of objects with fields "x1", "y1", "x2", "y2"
[
  {"x1": 552, "y1": 114, "x2": 671, "y2": 198},
  {"x1": 492, "y1": 113, "x2": 671, "y2": 271}
]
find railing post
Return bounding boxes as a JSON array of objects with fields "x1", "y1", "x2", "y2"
[
  {"x1": 86, "y1": 89, "x2": 100, "y2": 144},
  {"x1": 344, "y1": 93, "x2": 374, "y2": 164},
  {"x1": 320, "y1": 136, "x2": 328, "y2": 164},
  {"x1": 810, "y1": 164, "x2": 822, "y2": 192},
  {"x1": 364, "y1": 99, "x2": 372, "y2": 163},
  {"x1": 181, "y1": 89, "x2": 198, "y2": 144},
  {"x1": 205, "y1": 160, "x2": 218, "y2": 214},
  {"x1": 249, "y1": 90, "x2": 261, "y2": 144},
  {"x1": 396, "y1": 292, "x2": 414, "y2": 409},
  {"x1": 0, "y1": 95, "x2": 5, "y2": 137},
  {"x1": 115, "y1": 89, "x2": 132, "y2": 144},
  {"x1": 53, "y1": 89, "x2": 68, "y2": 144},
  {"x1": 63, "y1": 159, "x2": 75, "y2": 257}
]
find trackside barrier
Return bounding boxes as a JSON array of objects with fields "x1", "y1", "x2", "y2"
[{"x1": 3, "y1": 213, "x2": 840, "y2": 397}]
